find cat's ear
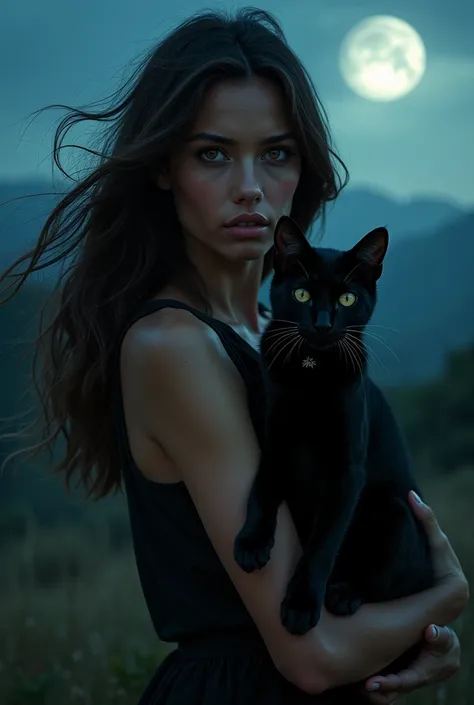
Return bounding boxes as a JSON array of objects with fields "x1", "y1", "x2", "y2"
[
  {"x1": 273, "y1": 216, "x2": 311, "y2": 271},
  {"x1": 350, "y1": 227, "x2": 388, "y2": 279}
]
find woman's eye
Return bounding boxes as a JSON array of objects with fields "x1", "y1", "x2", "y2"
[
  {"x1": 293, "y1": 288, "x2": 311, "y2": 303},
  {"x1": 267, "y1": 149, "x2": 284, "y2": 161},
  {"x1": 338, "y1": 292, "x2": 357, "y2": 307},
  {"x1": 265, "y1": 148, "x2": 294, "y2": 162},
  {"x1": 199, "y1": 148, "x2": 226, "y2": 162}
]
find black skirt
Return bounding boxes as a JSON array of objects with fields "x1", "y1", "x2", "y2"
[{"x1": 137, "y1": 631, "x2": 363, "y2": 705}]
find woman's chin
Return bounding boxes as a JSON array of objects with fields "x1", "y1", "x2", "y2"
[{"x1": 223, "y1": 239, "x2": 270, "y2": 261}]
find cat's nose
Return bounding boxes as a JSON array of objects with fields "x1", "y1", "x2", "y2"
[{"x1": 313, "y1": 310, "x2": 332, "y2": 333}]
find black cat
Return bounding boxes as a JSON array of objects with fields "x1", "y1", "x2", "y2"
[{"x1": 234, "y1": 215, "x2": 434, "y2": 642}]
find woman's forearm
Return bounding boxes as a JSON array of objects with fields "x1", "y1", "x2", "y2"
[{"x1": 318, "y1": 579, "x2": 466, "y2": 690}]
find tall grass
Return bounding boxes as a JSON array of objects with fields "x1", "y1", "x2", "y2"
[{"x1": 1, "y1": 470, "x2": 472, "y2": 704}]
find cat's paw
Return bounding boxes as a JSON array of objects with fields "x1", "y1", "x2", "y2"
[
  {"x1": 234, "y1": 521, "x2": 275, "y2": 573},
  {"x1": 280, "y1": 583, "x2": 323, "y2": 635},
  {"x1": 325, "y1": 581, "x2": 362, "y2": 616}
]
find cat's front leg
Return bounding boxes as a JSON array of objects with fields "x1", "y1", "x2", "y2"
[
  {"x1": 325, "y1": 580, "x2": 362, "y2": 616},
  {"x1": 281, "y1": 466, "x2": 366, "y2": 634},
  {"x1": 234, "y1": 435, "x2": 289, "y2": 573}
]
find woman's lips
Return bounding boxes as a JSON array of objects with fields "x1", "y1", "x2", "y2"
[{"x1": 224, "y1": 224, "x2": 269, "y2": 238}]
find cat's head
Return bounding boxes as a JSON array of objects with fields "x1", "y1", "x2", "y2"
[{"x1": 265, "y1": 215, "x2": 388, "y2": 367}]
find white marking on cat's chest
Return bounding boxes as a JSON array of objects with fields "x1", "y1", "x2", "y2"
[{"x1": 302, "y1": 356, "x2": 317, "y2": 369}]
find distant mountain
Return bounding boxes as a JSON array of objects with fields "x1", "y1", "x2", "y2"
[
  {"x1": 371, "y1": 211, "x2": 474, "y2": 385},
  {"x1": 310, "y1": 187, "x2": 465, "y2": 250}
]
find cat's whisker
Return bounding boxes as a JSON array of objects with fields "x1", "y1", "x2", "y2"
[
  {"x1": 344, "y1": 331, "x2": 373, "y2": 364},
  {"x1": 359, "y1": 331, "x2": 400, "y2": 363},
  {"x1": 347, "y1": 324, "x2": 401, "y2": 335},
  {"x1": 340, "y1": 337, "x2": 358, "y2": 376},
  {"x1": 342, "y1": 332, "x2": 365, "y2": 354},
  {"x1": 344, "y1": 333, "x2": 371, "y2": 430},
  {"x1": 343, "y1": 339, "x2": 362, "y2": 378},
  {"x1": 268, "y1": 339, "x2": 299, "y2": 370},
  {"x1": 340, "y1": 334, "x2": 370, "y2": 432},
  {"x1": 265, "y1": 328, "x2": 298, "y2": 340},
  {"x1": 347, "y1": 338, "x2": 365, "y2": 375},
  {"x1": 284, "y1": 335, "x2": 304, "y2": 365},
  {"x1": 264, "y1": 326, "x2": 298, "y2": 340},
  {"x1": 337, "y1": 339, "x2": 349, "y2": 369},
  {"x1": 297, "y1": 337, "x2": 305, "y2": 356},
  {"x1": 268, "y1": 333, "x2": 300, "y2": 369},
  {"x1": 269, "y1": 318, "x2": 301, "y2": 326},
  {"x1": 345, "y1": 332, "x2": 388, "y2": 374},
  {"x1": 341, "y1": 335, "x2": 365, "y2": 378},
  {"x1": 342, "y1": 335, "x2": 369, "y2": 429},
  {"x1": 345, "y1": 329, "x2": 399, "y2": 366},
  {"x1": 266, "y1": 330, "x2": 299, "y2": 355}
]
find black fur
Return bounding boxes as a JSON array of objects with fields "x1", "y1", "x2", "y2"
[{"x1": 234, "y1": 216, "x2": 434, "y2": 686}]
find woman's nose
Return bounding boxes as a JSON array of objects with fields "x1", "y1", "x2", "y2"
[{"x1": 232, "y1": 162, "x2": 263, "y2": 204}]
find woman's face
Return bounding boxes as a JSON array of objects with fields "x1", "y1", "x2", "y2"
[{"x1": 156, "y1": 76, "x2": 302, "y2": 265}]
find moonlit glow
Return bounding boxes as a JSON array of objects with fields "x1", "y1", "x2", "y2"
[{"x1": 339, "y1": 16, "x2": 427, "y2": 102}]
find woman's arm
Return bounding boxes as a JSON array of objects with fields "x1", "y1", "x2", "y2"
[
  {"x1": 123, "y1": 308, "x2": 468, "y2": 696},
  {"x1": 314, "y1": 578, "x2": 465, "y2": 692}
]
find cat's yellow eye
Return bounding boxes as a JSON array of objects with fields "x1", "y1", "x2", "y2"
[
  {"x1": 293, "y1": 288, "x2": 311, "y2": 303},
  {"x1": 339, "y1": 292, "x2": 357, "y2": 307}
]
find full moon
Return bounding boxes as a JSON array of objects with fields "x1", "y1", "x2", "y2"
[{"x1": 339, "y1": 16, "x2": 426, "y2": 101}]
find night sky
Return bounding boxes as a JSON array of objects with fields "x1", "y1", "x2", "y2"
[{"x1": 1, "y1": 0, "x2": 473, "y2": 205}]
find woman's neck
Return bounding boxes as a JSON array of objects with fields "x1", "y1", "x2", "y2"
[{"x1": 178, "y1": 249, "x2": 266, "y2": 333}]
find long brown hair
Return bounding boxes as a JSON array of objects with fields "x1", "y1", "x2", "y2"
[{"x1": 0, "y1": 7, "x2": 348, "y2": 499}]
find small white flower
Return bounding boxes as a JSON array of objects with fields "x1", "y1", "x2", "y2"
[{"x1": 302, "y1": 356, "x2": 317, "y2": 369}]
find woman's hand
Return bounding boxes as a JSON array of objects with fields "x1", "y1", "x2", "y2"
[
  {"x1": 361, "y1": 491, "x2": 468, "y2": 704},
  {"x1": 408, "y1": 491, "x2": 468, "y2": 595},
  {"x1": 361, "y1": 624, "x2": 461, "y2": 704}
]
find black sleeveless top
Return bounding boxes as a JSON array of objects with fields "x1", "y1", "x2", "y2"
[{"x1": 115, "y1": 299, "x2": 341, "y2": 705}]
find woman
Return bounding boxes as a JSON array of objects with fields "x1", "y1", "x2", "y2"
[{"x1": 0, "y1": 8, "x2": 467, "y2": 704}]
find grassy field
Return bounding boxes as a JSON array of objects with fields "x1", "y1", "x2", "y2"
[{"x1": 1, "y1": 469, "x2": 473, "y2": 705}]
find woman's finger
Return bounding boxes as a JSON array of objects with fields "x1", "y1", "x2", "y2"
[
  {"x1": 407, "y1": 490, "x2": 465, "y2": 585},
  {"x1": 370, "y1": 672, "x2": 422, "y2": 692},
  {"x1": 408, "y1": 491, "x2": 445, "y2": 542},
  {"x1": 424, "y1": 624, "x2": 455, "y2": 649},
  {"x1": 359, "y1": 683, "x2": 398, "y2": 704},
  {"x1": 365, "y1": 674, "x2": 403, "y2": 693}
]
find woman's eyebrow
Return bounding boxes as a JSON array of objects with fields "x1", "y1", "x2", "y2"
[{"x1": 185, "y1": 131, "x2": 295, "y2": 145}]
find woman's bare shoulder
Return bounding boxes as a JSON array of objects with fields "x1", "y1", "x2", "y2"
[
  {"x1": 120, "y1": 301, "x2": 247, "y2": 428},
  {"x1": 121, "y1": 303, "x2": 221, "y2": 364}
]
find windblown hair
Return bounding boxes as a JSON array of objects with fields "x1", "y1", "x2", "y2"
[{"x1": 0, "y1": 7, "x2": 348, "y2": 499}]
